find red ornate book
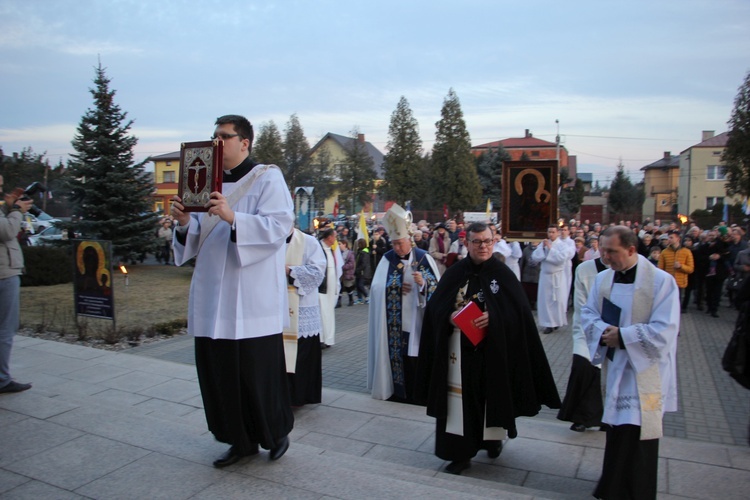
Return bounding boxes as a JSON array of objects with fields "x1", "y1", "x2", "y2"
[
  {"x1": 178, "y1": 140, "x2": 223, "y2": 212},
  {"x1": 453, "y1": 301, "x2": 487, "y2": 346}
]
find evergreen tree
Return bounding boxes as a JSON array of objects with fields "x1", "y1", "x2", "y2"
[
  {"x1": 283, "y1": 114, "x2": 312, "y2": 190},
  {"x1": 64, "y1": 62, "x2": 157, "y2": 262},
  {"x1": 310, "y1": 145, "x2": 335, "y2": 214},
  {"x1": 339, "y1": 129, "x2": 377, "y2": 214},
  {"x1": 608, "y1": 163, "x2": 645, "y2": 216},
  {"x1": 476, "y1": 146, "x2": 508, "y2": 211},
  {"x1": 722, "y1": 70, "x2": 750, "y2": 198},
  {"x1": 252, "y1": 120, "x2": 284, "y2": 168},
  {"x1": 558, "y1": 167, "x2": 585, "y2": 219},
  {"x1": 430, "y1": 89, "x2": 481, "y2": 212},
  {"x1": 381, "y1": 96, "x2": 423, "y2": 205}
]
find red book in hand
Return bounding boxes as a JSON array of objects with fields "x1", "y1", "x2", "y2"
[{"x1": 453, "y1": 301, "x2": 487, "y2": 346}]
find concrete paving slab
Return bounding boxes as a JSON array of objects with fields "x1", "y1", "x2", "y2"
[
  {"x1": 136, "y1": 378, "x2": 201, "y2": 403},
  {"x1": 293, "y1": 404, "x2": 374, "y2": 438},
  {"x1": 62, "y1": 362, "x2": 134, "y2": 384},
  {"x1": 0, "y1": 469, "x2": 30, "y2": 495},
  {"x1": 297, "y1": 430, "x2": 375, "y2": 457},
  {"x1": 488, "y1": 436, "x2": 584, "y2": 477},
  {"x1": 99, "y1": 370, "x2": 173, "y2": 393},
  {"x1": 74, "y1": 452, "x2": 228, "y2": 500},
  {"x1": 0, "y1": 479, "x2": 86, "y2": 499},
  {"x1": 5, "y1": 434, "x2": 151, "y2": 490},
  {"x1": 0, "y1": 390, "x2": 80, "y2": 420},
  {"x1": 667, "y1": 458, "x2": 750, "y2": 499},
  {"x1": 362, "y1": 443, "x2": 447, "y2": 472},
  {"x1": 660, "y1": 436, "x2": 734, "y2": 467},
  {"x1": 727, "y1": 446, "x2": 750, "y2": 471},
  {"x1": 0, "y1": 407, "x2": 27, "y2": 427},
  {"x1": 25, "y1": 340, "x2": 110, "y2": 361},
  {"x1": 349, "y1": 414, "x2": 434, "y2": 450},
  {"x1": 132, "y1": 397, "x2": 199, "y2": 418},
  {"x1": 0, "y1": 417, "x2": 83, "y2": 462},
  {"x1": 191, "y1": 473, "x2": 322, "y2": 499}
]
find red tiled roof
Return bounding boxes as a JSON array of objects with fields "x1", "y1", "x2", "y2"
[{"x1": 473, "y1": 137, "x2": 557, "y2": 149}]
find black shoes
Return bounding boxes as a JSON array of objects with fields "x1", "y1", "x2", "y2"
[
  {"x1": 0, "y1": 381, "x2": 31, "y2": 394},
  {"x1": 269, "y1": 435, "x2": 290, "y2": 461},
  {"x1": 486, "y1": 441, "x2": 503, "y2": 458},
  {"x1": 543, "y1": 327, "x2": 555, "y2": 334},
  {"x1": 213, "y1": 444, "x2": 258, "y2": 468},
  {"x1": 570, "y1": 423, "x2": 587, "y2": 432},
  {"x1": 444, "y1": 460, "x2": 471, "y2": 475}
]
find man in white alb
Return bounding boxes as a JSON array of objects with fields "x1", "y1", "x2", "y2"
[
  {"x1": 581, "y1": 225, "x2": 679, "y2": 499},
  {"x1": 531, "y1": 225, "x2": 575, "y2": 334}
]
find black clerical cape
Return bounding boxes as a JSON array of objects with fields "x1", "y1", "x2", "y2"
[{"x1": 416, "y1": 256, "x2": 561, "y2": 440}]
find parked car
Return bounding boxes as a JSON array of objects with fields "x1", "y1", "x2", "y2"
[
  {"x1": 26, "y1": 211, "x2": 61, "y2": 233},
  {"x1": 27, "y1": 224, "x2": 75, "y2": 246}
]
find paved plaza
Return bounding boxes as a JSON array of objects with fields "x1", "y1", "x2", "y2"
[{"x1": 1, "y1": 293, "x2": 749, "y2": 498}]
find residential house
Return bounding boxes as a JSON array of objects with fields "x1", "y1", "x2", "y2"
[
  {"x1": 641, "y1": 151, "x2": 679, "y2": 220},
  {"x1": 471, "y1": 129, "x2": 571, "y2": 169},
  {"x1": 678, "y1": 131, "x2": 734, "y2": 216},
  {"x1": 308, "y1": 133, "x2": 384, "y2": 215},
  {"x1": 148, "y1": 151, "x2": 181, "y2": 214}
]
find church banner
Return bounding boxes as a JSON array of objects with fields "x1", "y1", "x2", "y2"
[
  {"x1": 502, "y1": 160, "x2": 558, "y2": 241},
  {"x1": 73, "y1": 240, "x2": 115, "y2": 320}
]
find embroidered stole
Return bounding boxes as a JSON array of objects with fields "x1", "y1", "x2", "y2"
[
  {"x1": 445, "y1": 282, "x2": 506, "y2": 440},
  {"x1": 282, "y1": 228, "x2": 305, "y2": 374},
  {"x1": 384, "y1": 249, "x2": 438, "y2": 399},
  {"x1": 599, "y1": 259, "x2": 663, "y2": 440},
  {"x1": 197, "y1": 164, "x2": 279, "y2": 252}
]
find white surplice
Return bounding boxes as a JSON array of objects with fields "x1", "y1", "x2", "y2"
[
  {"x1": 172, "y1": 167, "x2": 293, "y2": 340},
  {"x1": 287, "y1": 230, "x2": 326, "y2": 339},
  {"x1": 581, "y1": 255, "x2": 679, "y2": 427},
  {"x1": 560, "y1": 236, "x2": 576, "y2": 312},
  {"x1": 572, "y1": 259, "x2": 607, "y2": 358},
  {"x1": 495, "y1": 239, "x2": 523, "y2": 280},
  {"x1": 531, "y1": 238, "x2": 573, "y2": 328},
  {"x1": 319, "y1": 243, "x2": 342, "y2": 346}
]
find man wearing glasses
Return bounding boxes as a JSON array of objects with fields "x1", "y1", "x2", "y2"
[
  {"x1": 170, "y1": 115, "x2": 294, "y2": 467},
  {"x1": 417, "y1": 222, "x2": 560, "y2": 475}
]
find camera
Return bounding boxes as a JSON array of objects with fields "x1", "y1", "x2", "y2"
[{"x1": 18, "y1": 182, "x2": 47, "y2": 217}]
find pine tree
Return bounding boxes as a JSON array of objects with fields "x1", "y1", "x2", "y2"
[
  {"x1": 558, "y1": 168, "x2": 585, "y2": 219},
  {"x1": 310, "y1": 145, "x2": 335, "y2": 214},
  {"x1": 64, "y1": 62, "x2": 157, "y2": 262},
  {"x1": 476, "y1": 146, "x2": 508, "y2": 211},
  {"x1": 339, "y1": 129, "x2": 377, "y2": 214},
  {"x1": 722, "y1": 70, "x2": 750, "y2": 198},
  {"x1": 430, "y1": 89, "x2": 482, "y2": 212},
  {"x1": 608, "y1": 163, "x2": 645, "y2": 216},
  {"x1": 381, "y1": 96, "x2": 423, "y2": 205},
  {"x1": 252, "y1": 120, "x2": 284, "y2": 168},
  {"x1": 283, "y1": 114, "x2": 312, "y2": 190}
]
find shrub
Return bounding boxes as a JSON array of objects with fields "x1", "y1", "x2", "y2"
[{"x1": 21, "y1": 245, "x2": 74, "y2": 286}]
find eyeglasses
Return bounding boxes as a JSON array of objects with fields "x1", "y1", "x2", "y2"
[
  {"x1": 211, "y1": 133, "x2": 239, "y2": 140},
  {"x1": 470, "y1": 239, "x2": 494, "y2": 247}
]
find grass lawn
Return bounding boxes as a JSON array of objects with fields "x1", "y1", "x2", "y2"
[{"x1": 20, "y1": 264, "x2": 194, "y2": 335}]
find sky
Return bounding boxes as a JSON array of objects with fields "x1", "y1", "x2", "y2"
[{"x1": 1, "y1": 0, "x2": 749, "y2": 186}]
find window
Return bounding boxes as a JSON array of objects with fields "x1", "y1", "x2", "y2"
[
  {"x1": 163, "y1": 171, "x2": 176, "y2": 183},
  {"x1": 712, "y1": 151, "x2": 722, "y2": 156},
  {"x1": 531, "y1": 151, "x2": 540, "y2": 157},
  {"x1": 706, "y1": 197, "x2": 721, "y2": 209},
  {"x1": 706, "y1": 165, "x2": 725, "y2": 180}
]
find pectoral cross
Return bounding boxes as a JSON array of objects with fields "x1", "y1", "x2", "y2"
[{"x1": 450, "y1": 352, "x2": 457, "y2": 364}]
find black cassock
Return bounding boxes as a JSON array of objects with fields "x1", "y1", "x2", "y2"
[{"x1": 416, "y1": 256, "x2": 561, "y2": 461}]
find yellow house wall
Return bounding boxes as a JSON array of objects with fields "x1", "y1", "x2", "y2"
[{"x1": 680, "y1": 147, "x2": 734, "y2": 213}]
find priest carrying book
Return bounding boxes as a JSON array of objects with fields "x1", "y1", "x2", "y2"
[
  {"x1": 581, "y1": 225, "x2": 680, "y2": 499},
  {"x1": 415, "y1": 221, "x2": 561, "y2": 476}
]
